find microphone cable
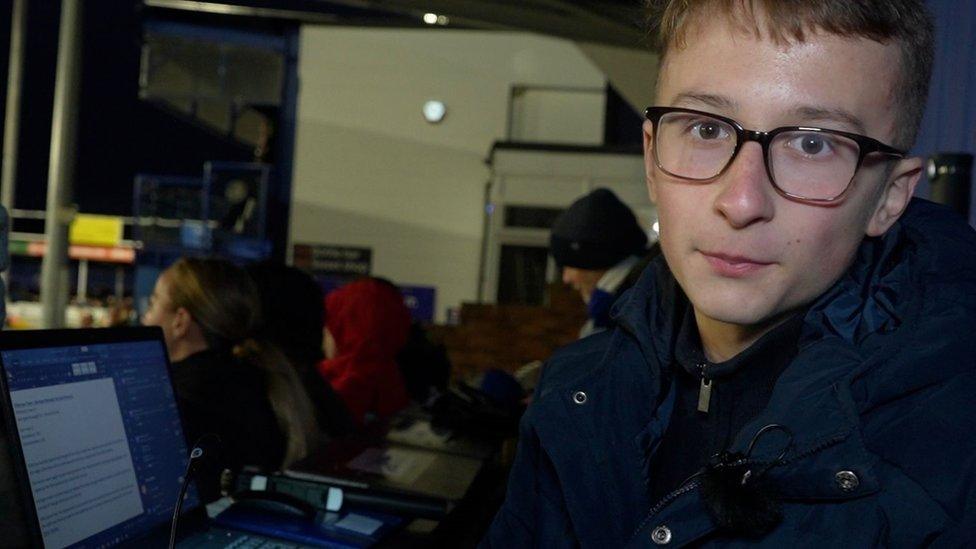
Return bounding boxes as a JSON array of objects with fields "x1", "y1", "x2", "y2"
[{"x1": 168, "y1": 434, "x2": 221, "y2": 549}]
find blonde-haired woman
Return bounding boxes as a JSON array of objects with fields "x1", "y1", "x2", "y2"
[{"x1": 142, "y1": 257, "x2": 320, "y2": 501}]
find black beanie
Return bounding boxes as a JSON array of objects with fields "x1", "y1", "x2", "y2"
[{"x1": 550, "y1": 188, "x2": 648, "y2": 270}]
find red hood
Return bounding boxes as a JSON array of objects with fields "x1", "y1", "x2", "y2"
[{"x1": 325, "y1": 279, "x2": 411, "y2": 361}]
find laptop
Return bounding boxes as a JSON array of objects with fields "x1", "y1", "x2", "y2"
[
  {"x1": 0, "y1": 327, "x2": 307, "y2": 548},
  {"x1": 284, "y1": 434, "x2": 485, "y2": 515}
]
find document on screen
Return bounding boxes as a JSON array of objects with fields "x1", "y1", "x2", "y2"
[{"x1": 10, "y1": 377, "x2": 144, "y2": 549}]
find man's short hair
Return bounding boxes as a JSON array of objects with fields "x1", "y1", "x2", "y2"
[{"x1": 644, "y1": 0, "x2": 934, "y2": 150}]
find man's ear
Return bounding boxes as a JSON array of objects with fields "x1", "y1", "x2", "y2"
[
  {"x1": 866, "y1": 156, "x2": 923, "y2": 237},
  {"x1": 643, "y1": 119, "x2": 658, "y2": 203}
]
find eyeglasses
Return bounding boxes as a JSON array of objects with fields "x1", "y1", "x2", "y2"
[{"x1": 644, "y1": 106, "x2": 906, "y2": 204}]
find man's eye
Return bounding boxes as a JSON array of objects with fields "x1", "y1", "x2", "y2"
[
  {"x1": 791, "y1": 134, "x2": 832, "y2": 156},
  {"x1": 693, "y1": 122, "x2": 726, "y2": 140}
]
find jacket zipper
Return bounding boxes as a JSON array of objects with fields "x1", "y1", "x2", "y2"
[
  {"x1": 633, "y1": 479, "x2": 702, "y2": 540},
  {"x1": 697, "y1": 362, "x2": 712, "y2": 413},
  {"x1": 778, "y1": 432, "x2": 848, "y2": 465}
]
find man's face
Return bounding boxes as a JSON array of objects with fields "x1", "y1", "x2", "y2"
[
  {"x1": 645, "y1": 17, "x2": 921, "y2": 329},
  {"x1": 562, "y1": 266, "x2": 606, "y2": 304}
]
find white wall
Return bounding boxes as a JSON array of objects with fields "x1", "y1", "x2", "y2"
[
  {"x1": 576, "y1": 41, "x2": 659, "y2": 111},
  {"x1": 510, "y1": 87, "x2": 606, "y2": 144},
  {"x1": 290, "y1": 27, "x2": 610, "y2": 321}
]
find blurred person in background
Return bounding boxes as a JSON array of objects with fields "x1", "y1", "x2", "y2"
[
  {"x1": 247, "y1": 261, "x2": 356, "y2": 438},
  {"x1": 107, "y1": 296, "x2": 137, "y2": 327},
  {"x1": 142, "y1": 257, "x2": 320, "y2": 501},
  {"x1": 550, "y1": 188, "x2": 659, "y2": 337},
  {"x1": 396, "y1": 321, "x2": 452, "y2": 405},
  {"x1": 319, "y1": 277, "x2": 411, "y2": 425}
]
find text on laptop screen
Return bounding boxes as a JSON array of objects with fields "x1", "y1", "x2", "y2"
[{"x1": 2, "y1": 339, "x2": 197, "y2": 548}]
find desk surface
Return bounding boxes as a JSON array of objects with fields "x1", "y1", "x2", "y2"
[{"x1": 209, "y1": 408, "x2": 511, "y2": 547}]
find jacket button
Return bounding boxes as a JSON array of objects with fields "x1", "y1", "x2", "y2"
[
  {"x1": 835, "y1": 470, "x2": 859, "y2": 492},
  {"x1": 572, "y1": 391, "x2": 587, "y2": 405},
  {"x1": 651, "y1": 525, "x2": 671, "y2": 544}
]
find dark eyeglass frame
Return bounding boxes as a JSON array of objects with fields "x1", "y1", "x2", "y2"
[{"x1": 644, "y1": 106, "x2": 907, "y2": 204}]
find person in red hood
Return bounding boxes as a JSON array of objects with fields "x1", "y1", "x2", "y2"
[{"x1": 318, "y1": 278, "x2": 411, "y2": 425}]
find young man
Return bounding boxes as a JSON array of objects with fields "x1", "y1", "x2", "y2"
[
  {"x1": 550, "y1": 188, "x2": 658, "y2": 337},
  {"x1": 483, "y1": 1, "x2": 976, "y2": 547}
]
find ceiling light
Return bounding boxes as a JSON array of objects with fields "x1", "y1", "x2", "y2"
[
  {"x1": 423, "y1": 13, "x2": 438, "y2": 25},
  {"x1": 422, "y1": 100, "x2": 447, "y2": 123}
]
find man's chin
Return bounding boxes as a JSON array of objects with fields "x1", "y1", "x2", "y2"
[{"x1": 691, "y1": 297, "x2": 780, "y2": 329}]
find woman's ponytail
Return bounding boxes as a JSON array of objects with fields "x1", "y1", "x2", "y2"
[{"x1": 233, "y1": 337, "x2": 321, "y2": 467}]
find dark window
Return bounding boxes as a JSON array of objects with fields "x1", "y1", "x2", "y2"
[
  {"x1": 503, "y1": 206, "x2": 563, "y2": 229},
  {"x1": 497, "y1": 245, "x2": 549, "y2": 305}
]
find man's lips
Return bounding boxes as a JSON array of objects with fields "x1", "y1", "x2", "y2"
[{"x1": 699, "y1": 251, "x2": 774, "y2": 277}]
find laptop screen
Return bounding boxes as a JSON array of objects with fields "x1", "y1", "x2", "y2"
[{"x1": 0, "y1": 329, "x2": 198, "y2": 548}]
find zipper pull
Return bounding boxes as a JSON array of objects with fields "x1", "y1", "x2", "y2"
[{"x1": 697, "y1": 363, "x2": 712, "y2": 414}]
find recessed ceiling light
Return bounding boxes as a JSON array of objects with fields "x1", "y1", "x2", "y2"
[{"x1": 423, "y1": 13, "x2": 438, "y2": 25}]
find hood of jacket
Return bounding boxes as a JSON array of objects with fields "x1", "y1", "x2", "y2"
[{"x1": 325, "y1": 278, "x2": 411, "y2": 364}]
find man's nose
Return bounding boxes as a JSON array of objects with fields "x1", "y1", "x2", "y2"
[{"x1": 712, "y1": 142, "x2": 776, "y2": 229}]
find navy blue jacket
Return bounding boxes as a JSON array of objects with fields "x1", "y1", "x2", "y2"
[{"x1": 482, "y1": 199, "x2": 976, "y2": 548}]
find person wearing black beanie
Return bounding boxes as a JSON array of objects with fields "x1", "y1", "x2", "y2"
[{"x1": 550, "y1": 188, "x2": 660, "y2": 337}]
